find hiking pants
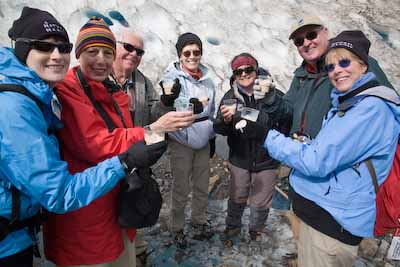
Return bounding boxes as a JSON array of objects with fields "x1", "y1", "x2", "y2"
[
  {"x1": 226, "y1": 164, "x2": 277, "y2": 231},
  {"x1": 169, "y1": 140, "x2": 210, "y2": 232}
]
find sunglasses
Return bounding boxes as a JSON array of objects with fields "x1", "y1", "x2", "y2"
[
  {"x1": 16, "y1": 38, "x2": 73, "y2": 53},
  {"x1": 325, "y1": 59, "x2": 352, "y2": 73},
  {"x1": 182, "y1": 50, "x2": 201, "y2": 58},
  {"x1": 233, "y1": 66, "x2": 256, "y2": 76},
  {"x1": 293, "y1": 30, "x2": 320, "y2": 47},
  {"x1": 117, "y1": 41, "x2": 145, "y2": 56}
]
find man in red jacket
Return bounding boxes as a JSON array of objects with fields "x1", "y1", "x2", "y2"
[{"x1": 43, "y1": 17, "x2": 194, "y2": 267}]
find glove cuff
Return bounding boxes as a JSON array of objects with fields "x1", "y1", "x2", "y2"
[
  {"x1": 118, "y1": 154, "x2": 130, "y2": 174},
  {"x1": 160, "y1": 95, "x2": 175, "y2": 107}
]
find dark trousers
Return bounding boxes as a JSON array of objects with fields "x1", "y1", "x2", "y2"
[{"x1": 0, "y1": 246, "x2": 33, "y2": 267}]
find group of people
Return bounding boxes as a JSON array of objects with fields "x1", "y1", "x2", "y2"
[{"x1": 0, "y1": 6, "x2": 397, "y2": 267}]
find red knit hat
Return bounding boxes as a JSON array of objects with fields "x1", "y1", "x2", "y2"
[{"x1": 75, "y1": 17, "x2": 116, "y2": 59}]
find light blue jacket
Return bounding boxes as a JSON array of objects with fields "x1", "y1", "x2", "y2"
[
  {"x1": 265, "y1": 73, "x2": 400, "y2": 237},
  {"x1": 163, "y1": 62, "x2": 215, "y2": 149},
  {"x1": 0, "y1": 47, "x2": 126, "y2": 258}
]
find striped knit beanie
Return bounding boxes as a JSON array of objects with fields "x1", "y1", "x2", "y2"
[{"x1": 75, "y1": 17, "x2": 116, "y2": 59}]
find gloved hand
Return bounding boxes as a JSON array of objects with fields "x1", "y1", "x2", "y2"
[
  {"x1": 160, "y1": 78, "x2": 181, "y2": 107},
  {"x1": 118, "y1": 140, "x2": 167, "y2": 173},
  {"x1": 209, "y1": 137, "x2": 216, "y2": 158},
  {"x1": 189, "y1": 98, "x2": 204, "y2": 114},
  {"x1": 253, "y1": 75, "x2": 275, "y2": 100}
]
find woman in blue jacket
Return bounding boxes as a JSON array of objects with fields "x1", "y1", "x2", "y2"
[
  {"x1": 0, "y1": 7, "x2": 166, "y2": 267},
  {"x1": 265, "y1": 31, "x2": 400, "y2": 266}
]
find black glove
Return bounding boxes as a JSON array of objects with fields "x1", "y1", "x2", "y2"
[
  {"x1": 189, "y1": 98, "x2": 204, "y2": 114},
  {"x1": 124, "y1": 168, "x2": 151, "y2": 191},
  {"x1": 118, "y1": 140, "x2": 167, "y2": 173},
  {"x1": 160, "y1": 78, "x2": 181, "y2": 107},
  {"x1": 209, "y1": 137, "x2": 216, "y2": 158}
]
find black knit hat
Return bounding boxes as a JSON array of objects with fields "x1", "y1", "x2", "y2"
[
  {"x1": 329, "y1": 30, "x2": 371, "y2": 65},
  {"x1": 175, "y1": 32, "x2": 203, "y2": 57},
  {"x1": 8, "y1": 6, "x2": 70, "y2": 64}
]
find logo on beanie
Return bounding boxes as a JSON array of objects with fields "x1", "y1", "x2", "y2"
[
  {"x1": 43, "y1": 21, "x2": 64, "y2": 33},
  {"x1": 331, "y1": 41, "x2": 353, "y2": 49}
]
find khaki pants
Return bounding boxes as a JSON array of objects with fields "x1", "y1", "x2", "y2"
[
  {"x1": 135, "y1": 229, "x2": 147, "y2": 256},
  {"x1": 169, "y1": 140, "x2": 210, "y2": 232},
  {"x1": 298, "y1": 219, "x2": 358, "y2": 267},
  {"x1": 61, "y1": 231, "x2": 136, "y2": 267}
]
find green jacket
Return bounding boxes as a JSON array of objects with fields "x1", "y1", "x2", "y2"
[{"x1": 269, "y1": 56, "x2": 393, "y2": 138}]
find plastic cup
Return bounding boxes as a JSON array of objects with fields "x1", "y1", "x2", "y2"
[
  {"x1": 223, "y1": 99, "x2": 237, "y2": 115},
  {"x1": 162, "y1": 79, "x2": 174, "y2": 95},
  {"x1": 143, "y1": 125, "x2": 165, "y2": 145},
  {"x1": 175, "y1": 102, "x2": 193, "y2": 113}
]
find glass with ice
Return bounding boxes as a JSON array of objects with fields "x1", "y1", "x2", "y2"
[
  {"x1": 143, "y1": 125, "x2": 165, "y2": 145},
  {"x1": 223, "y1": 99, "x2": 237, "y2": 115},
  {"x1": 175, "y1": 101, "x2": 194, "y2": 113},
  {"x1": 240, "y1": 107, "x2": 259, "y2": 122}
]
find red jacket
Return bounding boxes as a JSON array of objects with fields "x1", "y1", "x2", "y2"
[{"x1": 43, "y1": 66, "x2": 144, "y2": 265}]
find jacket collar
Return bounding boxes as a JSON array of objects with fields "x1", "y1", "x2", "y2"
[{"x1": 0, "y1": 47, "x2": 54, "y2": 105}]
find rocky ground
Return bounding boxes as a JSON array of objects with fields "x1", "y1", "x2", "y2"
[{"x1": 34, "y1": 147, "x2": 399, "y2": 267}]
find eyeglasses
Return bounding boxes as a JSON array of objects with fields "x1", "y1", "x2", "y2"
[
  {"x1": 117, "y1": 41, "x2": 145, "y2": 56},
  {"x1": 233, "y1": 66, "x2": 256, "y2": 76},
  {"x1": 182, "y1": 50, "x2": 201, "y2": 58},
  {"x1": 293, "y1": 30, "x2": 320, "y2": 47},
  {"x1": 325, "y1": 59, "x2": 352, "y2": 73},
  {"x1": 16, "y1": 38, "x2": 73, "y2": 53}
]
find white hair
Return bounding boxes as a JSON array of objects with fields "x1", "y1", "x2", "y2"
[{"x1": 110, "y1": 24, "x2": 144, "y2": 48}]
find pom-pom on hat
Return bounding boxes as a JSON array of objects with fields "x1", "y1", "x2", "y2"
[
  {"x1": 8, "y1": 6, "x2": 70, "y2": 64},
  {"x1": 75, "y1": 17, "x2": 116, "y2": 59}
]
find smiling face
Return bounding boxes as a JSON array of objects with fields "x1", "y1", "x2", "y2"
[
  {"x1": 78, "y1": 46, "x2": 115, "y2": 81},
  {"x1": 293, "y1": 25, "x2": 329, "y2": 66},
  {"x1": 326, "y1": 48, "x2": 368, "y2": 93},
  {"x1": 114, "y1": 32, "x2": 144, "y2": 75},
  {"x1": 179, "y1": 44, "x2": 201, "y2": 72},
  {"x1": 234, "y1": 65, "x2": 257, "y2": 91},
  {"x1": 25, "y1": 37, "x2": 71, "y2": 88}
]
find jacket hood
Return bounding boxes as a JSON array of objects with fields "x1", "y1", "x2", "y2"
[{"x1": 0, "y1": 47, "x2": 54, "y2": 105}]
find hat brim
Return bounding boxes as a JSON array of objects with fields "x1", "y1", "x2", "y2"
[{"x1": 289, "y1": 24, "x2": 323, "y2": 40}]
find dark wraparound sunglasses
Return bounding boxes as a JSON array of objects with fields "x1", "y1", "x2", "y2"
[
  {"x1": 16, "y1": 38, "x2": 73, "y2": 53},
  {"x1": 117, "y1": 41, "x2": 145, "y2": 56},
  {"x1": 233, "y1": 66, "x2": 256, "y2": 76},
  {"x1": 325, "y1": 59, "x2": 352, "y2": 73},
  {"x1": 293, "y1": 30, "x2": 320, "y2": 47},
  {"x1": 182, "y1": 50, "x2": 201, "y2": 58}
]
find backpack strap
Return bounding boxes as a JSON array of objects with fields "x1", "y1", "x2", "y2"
[
  {"x1": 365, "y1": 159, "x2": 380, "y2": 193},
  {"x1": 0, "y1": 84, "x2": 44, "y2": 112}
]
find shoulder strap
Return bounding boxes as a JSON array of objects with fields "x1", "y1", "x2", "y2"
[
  {"x1": 365, "y1": 159, "x2": 380, "y2": 193},
  {"x1": 338, "y1": 80, "x2": 381, "y2": 104},
  {"x1": 76, "y1": 68, "x2": 117, "y2": 132},
  {"x1": 0, "y1": 84, "x2": 44, "y2": 113}
]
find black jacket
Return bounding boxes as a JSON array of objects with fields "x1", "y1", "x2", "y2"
[{"x1": 213, "y1": 83, "x2": 289, "y2": 172}]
